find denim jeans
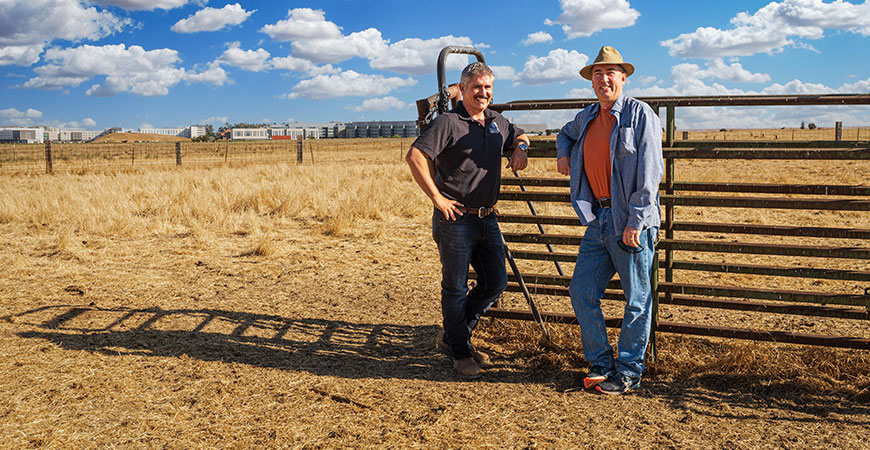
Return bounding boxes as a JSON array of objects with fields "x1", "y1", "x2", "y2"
[
  {"x1": 432, "y1": 209, "x2": 507, "y2": 360},
  {"x1": 568, "y1": 205, "x2": 657, "y2": 379}
]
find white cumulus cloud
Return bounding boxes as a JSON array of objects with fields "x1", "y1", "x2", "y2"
[
  {"x1": 269, "y1": 55, "x2": 316, "y2": 73},
  {"x1": 369, "y1": 35, "x2": 473, "y2": 75},
  {"x1": 349, "y1": 96, "x2": 411, "y2": 112},
  {"x1": 566, "y1": 87, "x2": 594, "y2": 98},
  {"x1": 20, "y1": 43, "x2": 221, "y2": 97},
  {"x1": 260, "y1": 8, "x2": 473, "y2": 76},
  {"x1": 260, "y1": 8, "x2": 343, "y2": 41},
  {"x1": 671, "y1": 59, "x2": 771, "y2": 83},
  {"x1": 516, "y1": 48, "x2": 589, "y2": 85},
  {"x1": 547, "y1": 0, "x2": 640, "y2": 38},
  {"x1": 186, "y1": 61, "x2": 229, "y2": 86},
  {"x1": 290, "y1": 28, "x2": 387, "y2": 64},
  {"x1": 92, "y1": 0, "x2": 202, "y2": 10},
  {"x1": 661, "y1": 0, "x2": 870, "y2": 58},
  {"x1": 0, "y1": 107, "x2": 42, "y2": 125},
  {"x1": 283, "y1": 70, "x2": 416, "y2": 100},
  {"x1": 0, "y1": 0, "x2": 130, "y2": 66},
  {"x1": 217, "y1": 42, "x2": 270, "y2": 72},
  {"x1": 490, "y1": 65, "x2": 518, "y2": 82},
  {"x1": 522, "y1": 31, "x2": 553, "y2": 45},
  {"x1": 171, "y1": 3, "x2": 254, "y2": 33}
]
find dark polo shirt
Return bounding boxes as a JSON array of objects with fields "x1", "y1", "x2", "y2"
[{"x1": 412, "y1": 102, "x2": 523, "y2": 208}]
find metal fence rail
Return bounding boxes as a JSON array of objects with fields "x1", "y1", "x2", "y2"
[{"x1": 486, "y1": 94, "x2": 870, "y2": 350}]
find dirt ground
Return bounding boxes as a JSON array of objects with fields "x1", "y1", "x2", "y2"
[
  {"x1": 1, "y1": 147, "x2": 869, "y2": 449},
  {"x1": 1, "y1": 212, "x2": 868, "y2": 449}
]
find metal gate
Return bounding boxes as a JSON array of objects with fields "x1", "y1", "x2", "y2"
[{"x1": 485, "y1": 94, "x2": 870, "y2": 350}]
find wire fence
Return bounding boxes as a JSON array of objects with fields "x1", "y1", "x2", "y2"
[
  {"x1": 0, "y1": 138, "x2": 413, "y2": 174},
  {"x1": 677, "y1": 126, "x2": 870, "y2": 141}
]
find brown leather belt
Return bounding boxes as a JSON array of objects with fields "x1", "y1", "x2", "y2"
[
  {"x1": 457, "y1": 205, "x2": 498, "y2": 218},
  {"x1": 594, "y1": 197, "x2": 611, "y2": 208}
]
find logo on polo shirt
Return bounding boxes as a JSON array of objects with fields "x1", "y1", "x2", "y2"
[{"x1": 488, "y1": 122, "x2": 500, "y2": 134}]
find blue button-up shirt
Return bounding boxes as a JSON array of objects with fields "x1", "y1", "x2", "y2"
[{"x1": 556, "y1": 95, "x2": 664, "y2": 235}]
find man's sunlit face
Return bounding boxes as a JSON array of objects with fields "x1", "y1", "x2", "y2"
[
  {"x1": 591, "y1": 64, "x2": 626, "y2": 106},
  {"x1": 460, "y1": 74, "x2": 493, "y2": 115}
]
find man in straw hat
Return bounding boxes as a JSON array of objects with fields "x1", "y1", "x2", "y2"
[
  {"x1": 556, "y1": 46, "x2": 664, "y2": 394},
  {"x1": 407, "y1": 61, "x2": 530, "y2": 380}
]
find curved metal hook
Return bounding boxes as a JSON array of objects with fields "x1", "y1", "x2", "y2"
[{"x1": 436, "y1": 46, "x2": 485, "y2": 114}]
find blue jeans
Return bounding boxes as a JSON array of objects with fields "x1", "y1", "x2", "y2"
[
  {"x1": 568, "y1": 206, "x2": 657, "y2": 379},
  {"x1": 432, "y1": 210, "x2": 507, "y2": 360}
]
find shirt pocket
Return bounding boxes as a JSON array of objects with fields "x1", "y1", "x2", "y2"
[{"x1": 616, "y1": 127, "x2": 636, "y2": 156}]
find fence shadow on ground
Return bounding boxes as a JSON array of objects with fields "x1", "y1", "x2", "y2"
[
  {"x1": 6, "y1": 304, "x2": 868, "y2": 421},
  {"x1": 639, "y1": 375, "x2": 870, "y2": 426},
  {"x1": 8, "y1": 304, "x2": 552, "y2": 384}
]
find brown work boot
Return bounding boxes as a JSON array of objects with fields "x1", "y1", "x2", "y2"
[
  {"x1": 453, "y1": 357, "x2": 482, "y2": 380},
  {"x1": 435, "y1": 331, "x2": 491, "y2": 366},
  {"x1": 471, "y1": 348, "x2": 491, "y2": 366}
]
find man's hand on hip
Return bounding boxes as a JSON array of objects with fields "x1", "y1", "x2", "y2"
[{"x1": 434, "y1": 194, "x2": 463, "y2": 221}]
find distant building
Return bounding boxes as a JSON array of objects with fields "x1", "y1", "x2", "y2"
[
  {"x1": 343, "y1": 121, "x2": 419, "y2": 138},
  {"x1": 515, "y1": 123, "x2": 547, "y2": 136},
  {"x1": 0, "y1": 127, "x2": 44, "y2": 143},
  {"x1": 285, "y1": 121, "x2": 346, "y2": 139},
  {"x1": 230, "y1": 128, "x2": 269, "y2": 140},
  {"x1": 224, "y1": 121, "x2": 421, "y2": 140},
  {"x1": 189, "y1": 125, "x2": 208, "y2": 139},
  {"x1": 56, "y1": 129, "x2": 101, "y2": 142},
  {"x1": 139, "y1": 127, "x2": 187, "y2": 137}
]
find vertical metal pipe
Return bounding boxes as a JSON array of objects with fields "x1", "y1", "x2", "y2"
[
  {"x1": 649, "y1": 250, "x2": 660, "y2": 364},
  {"x1": 665, "y1": 158, "x2": 675, "y2": 291},
  {"x1": 437, "y1": 46, "x2": 485, "y2": 114}
]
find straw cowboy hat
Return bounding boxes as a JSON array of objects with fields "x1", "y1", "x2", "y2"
[{"x1": 579, "y1": 46, "x2": 635, "y2": 80}]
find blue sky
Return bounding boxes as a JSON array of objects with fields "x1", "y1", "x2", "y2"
[{"x1": 2, "y1": 0, "x2": 870, "y2": 131}]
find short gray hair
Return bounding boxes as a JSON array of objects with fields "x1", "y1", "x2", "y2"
[{"x1": 460, "y1": 62, "x2": 494, "y2": 84}]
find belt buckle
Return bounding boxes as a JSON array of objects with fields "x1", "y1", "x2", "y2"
[{"x1": 477, "y1": 207, "x2": 486, "y2": 218}]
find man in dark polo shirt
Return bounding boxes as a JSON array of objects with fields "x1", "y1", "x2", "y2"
[{"x1": 406, "y1": 61, "x2": 529, "y2": 380}]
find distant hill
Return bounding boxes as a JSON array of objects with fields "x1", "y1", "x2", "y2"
[{"x1": 92, "y1": 132, "x2": 191, "y2": 143}]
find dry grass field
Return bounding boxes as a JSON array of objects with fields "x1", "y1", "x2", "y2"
[{"x1": 1, "y1": 139, "x2": 869, "y2": 449}]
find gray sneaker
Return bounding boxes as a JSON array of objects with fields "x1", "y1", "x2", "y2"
[
  {"x1": 583, "y1": 365, "x2": 614, "y2": 390},
  {"x1": 595, "y1": 372, "x2": 641, "y2": 395}
]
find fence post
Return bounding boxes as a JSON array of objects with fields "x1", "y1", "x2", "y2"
[
  {"x1": 835, "y1": 121, "x2": 842, "y2": 141},
  {"x1": 296, "y1": 138, "x2": 303, "y2": 163},
  {"x1": 44, "y1": 140, "x2": 53, "y2": 174},
  {"x1": 131, "y1": 144, "x2": 135, "y2": 165},
  {"x1": 175, "y1": 142, "x2": 182, "y2": 166}
]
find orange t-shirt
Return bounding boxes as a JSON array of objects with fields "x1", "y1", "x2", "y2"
[{"x1": 583, "y1": 108, "x2": 615, "y2": 199}]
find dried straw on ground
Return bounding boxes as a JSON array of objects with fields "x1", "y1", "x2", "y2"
[{"x1": 1, "y1": 144, "x2": 868, "y2": 449}]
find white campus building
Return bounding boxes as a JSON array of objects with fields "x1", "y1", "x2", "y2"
[
  {"x1": 0, "y1": 127, "x2": 45, "y2": 143},
  {"x1": 227, "y1": 121, "x2": 421, "y2": 140},
  {"x1": 230, "y1": 128, "x2": 269, "y2": 140}
]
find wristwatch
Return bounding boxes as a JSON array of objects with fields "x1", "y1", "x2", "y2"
[{"x1": 516, "y1": 141, "x2": 529, "y2": 153}]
